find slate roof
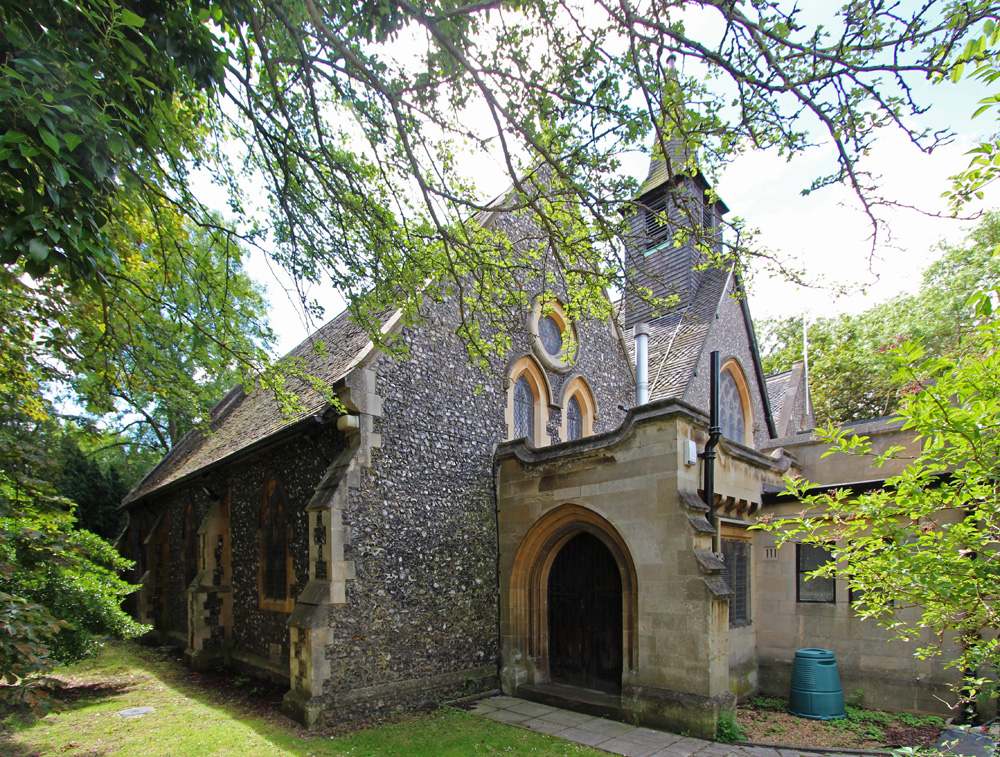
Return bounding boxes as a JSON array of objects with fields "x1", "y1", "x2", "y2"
[
  {"x1": 638, "y1": 157, "x2": 730, "y2": 214},
  {"x1": 765, "y1": 370, "x2": 792, "y2": 417},
  {"x1": 624, "y1": 263, "x2": 734, "y2": 401},
  {"x1": 122, "y1": 306, "x2": 396, "y2": 506}
]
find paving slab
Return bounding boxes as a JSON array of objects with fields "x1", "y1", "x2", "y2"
[
  {"x1": 508, "y1": 700, "x2": 557, "y2": 717},
  {"x1": 577, "y1": 717, "x2": 638, "y2": 738},
  {"x1": 598, "y1": 736, "x2": 665, "y2": 757},
  {"x1": 936, "y1": 728, "x2": 999, "y2": 757},
  {"x1": 520, "y1": 717, "x2": 572, "y2": 736},
  {"x1": 467, "y1": 701, "x2": 498, "y2": 714},
  {"x1": 487, "y1": 695, "x2": 521, "y2": 708},
  {"x1": 556, "y1": 725, "x2": 615, "y2": 748},
  {"x1": 483, "y1": 708, "x2": 532, "y2": 724},
  {"x1": 652, "y1": 748, "x2": 701, "y2": 757},
  {"x1": 539, "y1": 708, "x2": 596, "y2": 727},
  {"x1": 469, "y1": 695, "x2": 863, "y2": 757},
  {"x1": 622, "y1": 728, "x2": 684, "y2": 748}
]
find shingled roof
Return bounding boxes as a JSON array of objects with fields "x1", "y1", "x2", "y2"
[
  {"x1": 122, "y1": 306, "x2": 397, "y2": 506},
  {"x1": 623, "y1": 263, "x2": 734, "y2": 401},
  {"x1": 766, "y1": 370, "x2": 792, "y2": 415}
]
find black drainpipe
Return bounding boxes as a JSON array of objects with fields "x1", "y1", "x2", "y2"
[{"x1": 701, "y1": 351, "x2": 722, "y2": 529}]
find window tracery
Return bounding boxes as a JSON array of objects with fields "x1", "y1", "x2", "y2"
[
  {"x1": 506, "y1": 356, "x2": 549, "y2": 447},
  {"x1": 719, "y1": 360, "x2": 752, "y2": 446},
  {"x1": 183, "y1": 501, "x2": 199, "y2": 589},
  {"x1": 514, "y1": 375, "x2": 534, "y2": 440},
  {"x1": 259, "y1": 473, "x2": 294, "y2": 611},
  {"x1": 566, "y1": 396, "x2": 583, "y2": 441},
  {"x1": 559, "y1": 376, "x2": 596, "y2": 442}
]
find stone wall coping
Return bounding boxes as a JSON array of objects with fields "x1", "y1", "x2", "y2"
[{"x1": 760, "y1": 414, "x2": 907, "y2": 452}]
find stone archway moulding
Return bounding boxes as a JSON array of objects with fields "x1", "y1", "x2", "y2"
[{"x1": 508, "y1": 503, "x2": 638, "y2": 683}]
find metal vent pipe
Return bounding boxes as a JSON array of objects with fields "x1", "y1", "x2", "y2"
[{"x1": 635, "y1": 322, "x2": 650, "y2": 405}]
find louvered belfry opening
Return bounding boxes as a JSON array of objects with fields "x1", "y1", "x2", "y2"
[{"x1": 623, "y1": 157, "x2": 728, "y2": 331}]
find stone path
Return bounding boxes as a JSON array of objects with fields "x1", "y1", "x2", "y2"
[{"x1": 469, "y1": 695, "x2": 862, "y2": 757}]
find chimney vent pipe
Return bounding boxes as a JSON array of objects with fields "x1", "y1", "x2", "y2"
[{"x1": 635, "y1": 323, "x2": 650, "y2": 405}]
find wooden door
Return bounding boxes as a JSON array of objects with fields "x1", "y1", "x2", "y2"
[{"x1": 547, "y1": 532, "x2": 622, "y2": 693}]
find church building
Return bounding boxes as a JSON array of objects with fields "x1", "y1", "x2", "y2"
[{"x1": 120, "y1": 158, "x2": 961, "y2": 738}]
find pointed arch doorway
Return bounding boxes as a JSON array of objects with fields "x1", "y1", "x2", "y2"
[
  {"x1": 548, "y1": 531, "x2": 622, "y2": 693},
  {"x1": 504, "y1": 503, "x2": 637, "y2": 702}
]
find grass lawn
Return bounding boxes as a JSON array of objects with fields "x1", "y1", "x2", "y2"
[{"x1": 0, "y1": 643, "x2": 606, "y2": 756}]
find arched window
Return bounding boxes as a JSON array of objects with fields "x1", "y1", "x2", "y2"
[
  {"x1": 514, "y1": 375, "x2": 534, "y2": 440},
  {"x1": 566, "y1": 396, "x2": 583, "y2": 441},
  {"x1": 559, "y1": 376, "x2": 597, "y2": 442},
  {"x1": 506, "y1": 356, "x2": 550, "y2": 446},
  {"x1": 720, "y1": 361, "x2": 752, "y2": 445},
  {"x1": 259, "y1": 474, "x2": 294, "y2": 611},
  {"x1": 183, "y1": 502, "x2": 199, "y2": 589}
]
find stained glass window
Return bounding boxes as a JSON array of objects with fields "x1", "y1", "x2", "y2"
[
  {"x1": 539, "y1": 315, "x2": 563, "y2": 356},
  {"x1": 566, "y1": 396, "x2": 583, "y2": 441},
  {"x1": 183, "y1": 502, "x2": 199, "y2": 588},
  {"x1": 514, "y1": 375, "x2": 534, "y2": 441},
  {"x1": 720, "y1": 369, "x2": 746, "y2": 443},
  {"x1": 261, "y1": 476, "x2": 288, "y2": 602}
]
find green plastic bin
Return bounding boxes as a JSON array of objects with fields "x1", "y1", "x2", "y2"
[{"x1": 788, "y1": 648, "x2": 846, "y2": 720}]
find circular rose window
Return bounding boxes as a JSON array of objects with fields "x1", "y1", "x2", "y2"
[
  {"x1": 529, "y1": 299, "x2": 576, "y2": 372},
  {"x1": 538, "y1": 315, "x2": 563, "y2": 356}
]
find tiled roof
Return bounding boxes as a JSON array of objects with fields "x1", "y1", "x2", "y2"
[
  {"x1": 623, "y1": 263, "x2": 733, "y2": 401},
  {"x1": 123, "y1": 306, "x2": 395, "y2": 505},
  {"x1": 765, "y1": 370, "x2": 792, "y2": 416}
]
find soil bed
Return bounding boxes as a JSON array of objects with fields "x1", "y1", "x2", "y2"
[{"x1": 737, "y1": 694, "x2": 946, "y2": 752}]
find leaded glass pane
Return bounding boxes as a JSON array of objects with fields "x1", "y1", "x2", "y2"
[
  {"x1": 720, "y1": 370, "x2": 746, "y2": 442},
  {"x1": 722, "y1": 540, "x2": 751, "y2": 626},
  {"x1": 797, "y1": 543, "x2": 835, "y2": 602},
  {"x1": 567, "y1": 396, "x2": 583, "y2": 441},
  {"x1": 514, "y1": 375, "x2": 534, "y2": 441},
  {"x1": 539, "y1": 315, "x2": 563, "y2": 356},
  {"x1": 183, "y1": 503, "x2": 199, "y2": 588},
  {"x1": 262, "y1": 477, "x2": 288, "y2": 601}
]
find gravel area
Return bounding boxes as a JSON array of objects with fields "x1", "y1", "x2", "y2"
[{"x1": 737, "y1": 696, "x2": 944, "y2": 751}]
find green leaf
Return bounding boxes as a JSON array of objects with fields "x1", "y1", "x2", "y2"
[
  {"x1": 27, "y1": 238, "x2": 49, "y2": 263},
  {"x1": 38, "y1": 129, "x2": 59, "y2": 155},
  {"x1": 119, "y1": 9, "x2": 145, "y2": 27},
  {"x1": 120, "y1": 39, "x2": 147, "y2": 64},
  {"x1": 52, "y1": 163, "x2": 69, "y2": 187}
]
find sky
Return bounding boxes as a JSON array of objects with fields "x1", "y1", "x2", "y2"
[
  {"x1": 723, "y1": 78, "x2": 1000, "y2": 324},
  {"x1": 237, "y1": 17, "x2": 1000, "y2": 356}
]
